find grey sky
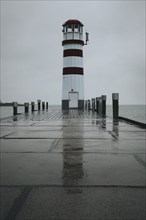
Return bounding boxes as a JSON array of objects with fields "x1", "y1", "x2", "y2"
[{"x1": 1, "y1": 0, "x2": 145, "y2": 104}]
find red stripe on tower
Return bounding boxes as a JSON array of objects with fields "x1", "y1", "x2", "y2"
[
  {"x1": 62, "y1": 40, "x2": 84, "y2": 46},
  {"x1": 63, "y1": 67, "x2": 84, "y2": 75},
  {"x1": 63, "y1": 49, "x2": 83, "y2": 57}
]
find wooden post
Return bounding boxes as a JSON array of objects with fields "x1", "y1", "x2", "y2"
[
  {"x1": 84, "y1": 100, "x2": 86, "y2": 109},
  {"x1": 88, "y1": 99, "x2": 90, "y2": 110},
  {"x1": 101, "y1": 95, "x2": 106, "y2": 117},
  {"x1": 31, "y1": 102, "x2": 35, "y2": 112},
  {"x1": 37, "y1": 100, "x2": 41, "y2": 111},
  {"x1": 99, "y1": 97, "x2": 102, "y2": 116},
  {"x1": 13, "y1": 102, "x2": 17, "y2": 116},
  {"x1": 96, "y1": 97, "x2": 99, "y2": 114},
  {"x1": 42, "y1": 102, "x2": 45, "y2": 110},
  {"x1": 112, "y1": 93, "x2": 119, "y2": 119},
  {"x1": 24, "y1": 103, "x2": 29, "y2": 113},
  {"x1": 46, "y1": 102, "x2": 48, "y2": 110},
  {"x1": 85, "y1": 100, "x2": 87, "y2": 110},
  {"x1": 92, "y1": 98, "x2": 95, "y2": 111}
]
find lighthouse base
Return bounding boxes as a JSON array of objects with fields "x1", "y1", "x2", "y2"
[
  {"x1": 62, "y1": 100, "x2": 69, "y2": 110},
  {"x1": 62, "y1": 100, "x2": 84, "y2": 110},
  {"x1": 78, "y1": 100, "x2": 84, "y2": 110}
]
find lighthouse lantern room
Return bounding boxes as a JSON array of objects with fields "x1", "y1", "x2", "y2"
[{"x1": 62, "y1": 19, "x2": 88, "y2": 110}]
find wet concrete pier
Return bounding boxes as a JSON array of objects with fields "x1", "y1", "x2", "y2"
[{"x1": 0, "y1": 109, "x2": 146, "y2": 220}]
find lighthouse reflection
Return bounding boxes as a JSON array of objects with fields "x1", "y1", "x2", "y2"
[{"x1": 62, "y1": 120, "x2": 84, "y2": 193}]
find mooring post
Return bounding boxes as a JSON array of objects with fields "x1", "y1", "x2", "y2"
[
  {"x1": 88, "y1": 99, "x2": 90, "y2": 110},
  {"x1": 37, "y1": 100, "x2": 41, "y2": 111},
  {"x1": 13, "y1": 102, "x2": 18, "y2": 116},
  {"x1": 99, "y1": 97, "x2": 102, "y2": 116},
  {"x1": 92, "y1": 98, "x2": 95, "y2": 111},
  {"x1": 112, "y1": 93, "x2": 119, "y2": 119},
  {"x1": 42, "y1": 102, "x2": 45, "y2": 110},
  {"x1": 85, "y1": 100, "x2": 88, "y2": 110},
  {"x1": 31, "y1": 102, "x2": 35, "y2": 112},
  {"x1": 24, "y1": 102, "x2": 29, "y2": 113},
  {"x1": 101, "y1": 95, "x2": 106, "y2": 117},
  {"x1": 46, "y1": 102, "x2": 48, "y2": 110},
  {"x1": 96, "y1": 97, "x2": 100, "y2": 114},
  {"x1": 84, "y1": 100, "x2": 86, "y2": 109}
]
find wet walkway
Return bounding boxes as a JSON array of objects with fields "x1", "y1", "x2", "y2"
[{"x1": 0, "y1": 109, "x2": 146, "y2": 220}]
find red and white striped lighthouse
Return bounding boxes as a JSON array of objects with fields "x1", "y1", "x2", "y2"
[{"x1": 62, "y1": 19, "x2": 88, "y2": 109}]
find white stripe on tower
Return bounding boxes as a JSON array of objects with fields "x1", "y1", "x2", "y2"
[
  {"x1": 63, "y1": 57, "x2": 83, "y2": 68},
  {"x1": 63, "y1": 44, "x2": 82, "y2": 50}
]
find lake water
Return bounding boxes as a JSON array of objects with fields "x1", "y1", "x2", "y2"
[
  {"x1": 0, "y1": 105, "x2": 145, "y2": 123},
  {"x1": 106, "y1": 105, "x2": 146, "y2": 123}
]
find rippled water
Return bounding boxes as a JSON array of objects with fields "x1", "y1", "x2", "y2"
[{"x1": 0, "y1": 105, "x2": 145, "y2": 123}]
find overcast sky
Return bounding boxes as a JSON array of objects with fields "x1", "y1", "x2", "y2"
[{"x1": 1, "y1": 0, "x2": 145, "y2": 105}]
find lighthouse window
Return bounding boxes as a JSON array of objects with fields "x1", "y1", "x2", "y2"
[
  {"x1": 63, "y1": 26, "x2": 66, "y2": 33},
  {"x1": 74, "y1": 24, "x2": 78, "y2": 32},
  {"x1": 68, "y1": 24, "x2": 72, "y2": 32}
]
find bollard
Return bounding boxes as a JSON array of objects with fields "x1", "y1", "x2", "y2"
[
  {"x1": 88, "y1": 99, "x2": 91, "y2": 110},
  {"x1": 99, "y1": 97, "x2": 102, "y2": 116},
  {"x1": 101, "y1": 95, "x2": 106, "y2": 117},
  {"x1": 13, "y1": 102, "x2": 18, "y2": 116},
  {"x1": 112, "y1": 93, "x2": 119, "y2": 119},
  {"x1": 46, "y1": 102, "x2": 48, "y2": 110},
  {"x1": 24, "y1": 103, "x2": 29, "y2": 113},
  {"x1": 31, "y1": 102, "x2": 35, "y2": 112},
  {"x1": 86, "y1": 100, "x2": 88, "y2": 110},
  {"x1": 96, "y1": 97, "x2": 100, "y2": 114},
  {"x1": 42, "y1": 102, "x2": 45, "y2": 110},
  {"x1": 85, "y1": 100, "x2": 87, "y2": 110},
  {"x1": 37, "y1": 100, "x2": 41, "y2": 111},
  {"x1": 91, "y1": 98, "x2": 95, "y2": 111}
]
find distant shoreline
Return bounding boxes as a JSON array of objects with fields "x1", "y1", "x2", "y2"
[{"x1": 0, "y1": 103, "x2": 24, "y2": 106}]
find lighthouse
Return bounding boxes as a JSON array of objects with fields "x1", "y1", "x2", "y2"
[{"x1": 62, "y1": 19, "x2": 88, "y2": 110}]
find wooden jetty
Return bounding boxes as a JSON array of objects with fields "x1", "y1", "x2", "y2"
[{"x1": 0, "y1": 109, "x2": 145, "y2": 220}]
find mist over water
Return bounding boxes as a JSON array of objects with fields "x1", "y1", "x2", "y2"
[{"x1": 0, "y1": 105, "x2": 145, "y2": 123}]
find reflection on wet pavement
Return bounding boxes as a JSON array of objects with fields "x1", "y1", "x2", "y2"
[
  {"x1": 112, "y1": 120, "x2": 119, "y2": 138},
  {"x1": 62, "y1": 124, "x2": 84, "y2": 193}
]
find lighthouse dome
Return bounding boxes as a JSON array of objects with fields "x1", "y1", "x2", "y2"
[{"x1": 63, "y1": 19, "x2": 83, "y2": 26}]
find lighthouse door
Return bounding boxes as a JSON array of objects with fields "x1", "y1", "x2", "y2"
[{"x1": 69, "y1": 92, "x2": 78, "y2": 108}]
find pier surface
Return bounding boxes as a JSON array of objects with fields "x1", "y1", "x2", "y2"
[{"x1": 0, "y1": 109, "x2": 146, "y2": 220}]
